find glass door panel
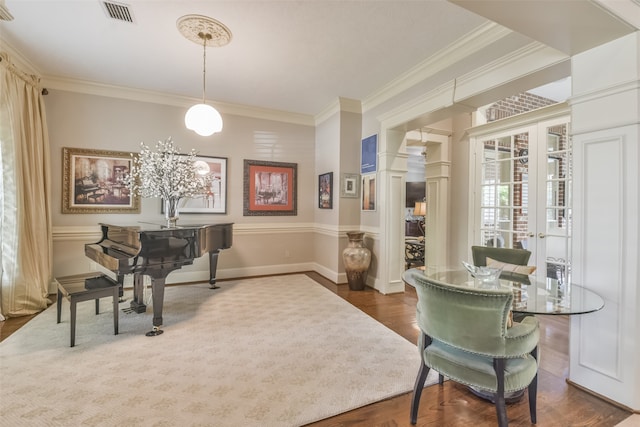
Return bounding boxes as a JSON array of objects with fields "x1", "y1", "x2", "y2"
[
  {"x1": 477, "y1": 130, "x2": 532, "y2": 250},
  {"x1": 473, "y1": 114, "x2": 571, "y2": 283},
  {"x1": 540, "y1": 120, "x2": 572, "y2": 284}
]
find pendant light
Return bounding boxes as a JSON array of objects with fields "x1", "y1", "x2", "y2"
[{"x1": 177, "y1": 15, "x2": 232, "y2": 136}]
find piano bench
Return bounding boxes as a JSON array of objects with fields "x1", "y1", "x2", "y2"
[{"x1": 56, "y1": 273, "x2": 120, "y2": 347}]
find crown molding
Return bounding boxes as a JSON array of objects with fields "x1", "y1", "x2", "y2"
[
  {"x1": 377, "y1": 80, "x2": 458, "y2": 129},
  {"x1": 0, "y1": 40, "x2": 42, "y2": 77},
  {"x1": 378, "y1": 41, "x2": 569, "y2": 130},
  {"x1": 454, "y1": 42, "x2": 569, "y2": 101},
  {"x1": 41, "y1": 75, "x2": 315, "y2": 127},
  {"x1": 316, "y1": 22, "x2": 511, "y2": 124},
  {"x1": 315, "y1": 97, "x2": 362, "y2": 125},
  {"x1": 361, "y1": 22, "x2": 513, "y2": 114},
  {"x1": 569, "y1": 79, "x2": 640, "y2": 106},
  {"x1": 465, "y1": 102, "x2": 570, "y2": 137}
]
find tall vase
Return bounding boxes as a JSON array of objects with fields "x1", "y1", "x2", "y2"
[
  {"x1": 164, "y1": 197, "x2": 181, "y2": 228},
  {"x1": 342, "y1": 231, "x2": 371, "y2": 291}
]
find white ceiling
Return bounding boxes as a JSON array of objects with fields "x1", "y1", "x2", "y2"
[
  {"x1": 1, "y1": 0, "x2": 488, "y2": 116},
  {"x1": 1, "y1": 0, "x2": 637, "y2": 118}
]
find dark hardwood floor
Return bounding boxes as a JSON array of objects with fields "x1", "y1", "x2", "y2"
[
  {"x1": 0, "y1": 271, "x2": 632, "y2": 427},
  {"x1": 303, "y1": 272, "x2": 632, "y2": 427}
]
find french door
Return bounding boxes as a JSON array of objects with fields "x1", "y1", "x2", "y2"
[{"x1": 471, "y1": 111, "x2": 571, "y2": 283}]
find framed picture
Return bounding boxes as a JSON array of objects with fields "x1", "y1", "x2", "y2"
[
  {"x1": 318, "y1": 172, "x2": 333, "y2": 209},
  {"x1": 62, "y1": 147, "x2": 140, "y2": 214},
  {"x1": 362, "y1": 173, "x2": 376, "y2": 211},
  {"x1": 174, "y1": 155, "x2": 228, "y2": 214},
  {"x1": 243, "y1": 159, "x2": 297, "y2": 216},
  {"x1": 361, "y1": 134, "x2": 378, "y2": 174},
  {"x1": 340, "y1": 173, "x2": 359, "y2": 198}
]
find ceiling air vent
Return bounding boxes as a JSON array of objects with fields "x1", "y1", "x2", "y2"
[{"x1": 101, "y1": 1, "x2": 135, "y2": 23}]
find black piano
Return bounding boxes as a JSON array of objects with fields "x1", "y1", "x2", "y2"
[{"x1": 85, "y1": 222, "x2": 233, "y2": 336}]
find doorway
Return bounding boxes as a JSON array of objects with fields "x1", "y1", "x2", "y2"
[{"x1": 469, "y1": 105, "x2": 571, "y2": 283}]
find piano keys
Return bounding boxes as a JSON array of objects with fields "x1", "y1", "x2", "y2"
[{"x1": 85, "y1": 222, "x2": 233, "y2": 336}]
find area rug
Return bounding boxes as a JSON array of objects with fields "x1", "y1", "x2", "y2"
[
  {"x1": 616, "y1": 415, "x2": 640, "y2": 427},
  {"x1": 0, "y1": 274, "x2": 438, "y2": 426}
]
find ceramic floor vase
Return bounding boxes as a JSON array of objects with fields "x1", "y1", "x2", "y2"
[{"x1": 343, "y1": 231, "x2": 371, "y2": 290}]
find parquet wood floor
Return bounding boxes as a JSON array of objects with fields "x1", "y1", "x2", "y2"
[{"x1": 0, "y1": 272, "x2": 632, "y2": 426}]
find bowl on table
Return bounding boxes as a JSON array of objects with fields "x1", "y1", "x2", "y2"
[{"x1": 461, "y1": 261, "x2": 503, "y2": 282}]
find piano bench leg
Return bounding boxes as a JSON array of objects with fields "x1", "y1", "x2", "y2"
[
  {"x1": 56, "y1": 274, "x2": 120, "y2": 347},
  {"x1": 57, "y1": 287, "x2": 63, "y2": 324}
]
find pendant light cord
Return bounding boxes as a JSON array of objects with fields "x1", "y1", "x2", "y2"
[{"x1": 200, "y1": 32, "x2": 212, "y2": 104}]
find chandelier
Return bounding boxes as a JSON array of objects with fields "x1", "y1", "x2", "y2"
[{"x1": 177, "y1": 15, "x2": 232, "y2": 136}]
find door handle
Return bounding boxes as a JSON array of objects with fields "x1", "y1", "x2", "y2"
[
  {"x1": 538, "y1": 233, "x2": 546, "y2": 239},
  {"x1": 527, "y1": 232, "x2": 534, "y2": 238}
]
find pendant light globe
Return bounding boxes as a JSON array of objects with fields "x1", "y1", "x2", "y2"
[
  {"x1": 185, "y1": 103, "x2": 223, "y2": 136},
  {"x1": 178, "y1": 14, "x2": 231, "y2": 137}
]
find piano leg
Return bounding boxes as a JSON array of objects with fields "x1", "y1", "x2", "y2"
[
  {"x1": 146, "y1": 277, "x2": 166, "y2": 336},
  {"x1": 209, "y1": 250, "x2": 221, "y2": 289},
  {"x1": 117, "y1": 274, "x2": 126, "y2": 302},
  {"x1": 129, "y1": 273, "x2": 147, "y2": 314}
]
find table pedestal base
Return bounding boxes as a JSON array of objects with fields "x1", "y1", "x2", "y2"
[{"x1": 468, "y1": 386, "x2": 524, "y2": 404}]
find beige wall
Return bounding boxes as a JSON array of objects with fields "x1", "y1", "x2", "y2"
[{"x1": 46, "y1": 90, "x2": 333, "y2": 285}]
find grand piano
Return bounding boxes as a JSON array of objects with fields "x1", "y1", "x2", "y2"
[{"x1": 85, "y1": 222, "x2": 233, "y2": 336}]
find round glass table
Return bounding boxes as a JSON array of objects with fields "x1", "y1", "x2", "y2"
[{"x1": 402, "y1": 267, "x2": 604, "y2": 316}]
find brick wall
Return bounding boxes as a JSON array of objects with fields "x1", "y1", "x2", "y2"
[{"x1": 486, "y1": 92, "x2": 556, "y2": 123}]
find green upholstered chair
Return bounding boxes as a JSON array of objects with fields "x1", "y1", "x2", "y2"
[
  {"x1": 471, "y1": 245, "x2": 531, "y2": 267},
  {"x1": 410, "y1": 274, "x2": 540, "y2": 427}
]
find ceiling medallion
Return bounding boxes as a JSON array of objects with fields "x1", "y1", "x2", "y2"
[{"x1": 176, "y1": 14, "x2": 232, "y2": 47}]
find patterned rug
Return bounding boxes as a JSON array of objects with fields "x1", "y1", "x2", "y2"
[{"x1": 0, "y1": 274, "x2": 438, "y2": 426}]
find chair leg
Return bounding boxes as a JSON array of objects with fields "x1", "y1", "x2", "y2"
[
  {"x1": 438, "y1": 373, "x2": 444, "y2": 384},
  {"x1": 410, "y1": 363, "x2": 430, "y2": 425},
  {"x1": 529, "y1": 346, "x2": 539, "y2": 424},
  {"x1": 493, "y1": 358, "x2": 508, "y2": 427},
  {"x1": 528, "y1": 374, "x2": 538, "y2": 424}
]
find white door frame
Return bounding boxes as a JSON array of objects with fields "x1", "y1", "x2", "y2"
[{"x1": 467, "y1": 103, "x2": 570, "y2": 281}]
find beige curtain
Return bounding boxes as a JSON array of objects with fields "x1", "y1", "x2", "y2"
[{"x1": 0, "y1": 52, "x2": 53, "y2": 319}]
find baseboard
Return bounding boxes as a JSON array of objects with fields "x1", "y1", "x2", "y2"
[{"x1": 566, "y1": 379, "x2": 639, "y2": 414}]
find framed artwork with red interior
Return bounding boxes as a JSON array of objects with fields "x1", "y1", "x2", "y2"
[{"x1": 243, "y1": 159, "x2": 297, "y2": 216}]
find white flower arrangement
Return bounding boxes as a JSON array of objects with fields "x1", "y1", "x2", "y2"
[{"x1": 125, "y1": 137, "x2": 212, "y2": 200}]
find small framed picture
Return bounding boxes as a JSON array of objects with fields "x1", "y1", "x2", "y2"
[
  {"x1": 318, "y1": 172, "x2": 333, "y2": 209},
  {"x1": 362, "y1": 173, "x2": 376, "y2": 211},
  {"x1": 341, "y1": 173, "x2": 359, "y2": 198}
]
